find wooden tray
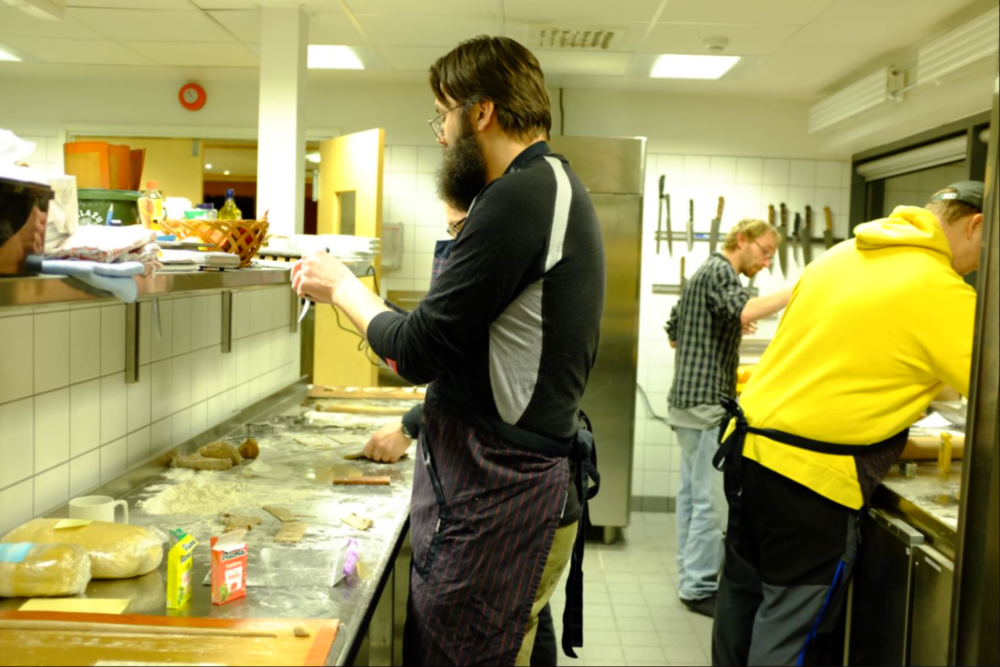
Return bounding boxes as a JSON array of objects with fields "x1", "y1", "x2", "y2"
[
  {"x1": 308, "y1": 385, "x2": 426, "y2": 401},
  {"x1": 0, "y1": 611, "x2": 338, "y2": 666}
]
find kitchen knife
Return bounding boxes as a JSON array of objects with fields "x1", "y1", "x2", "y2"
[
  {"x1": 708, "y1": 196, "x2": 725, "y2": 255},
  {"x1": 802, "y1": 205, "x2": 813, "y2": 265},
  {"x1": 665, "y1": 193, "x2": 673, "y2": 256},
  {"x1": 686, "y1": 199, "x2": 695, "y2": 253},
  {"x1": 823, "y1": 206, "x2": 835, "y2": 249},
  {"x1": 792, "y1": 212, "x2": 802, "y2": 266},
  {"x1": 656, "y1": 175, "x2": 665, "y2": 255},
  {"x1": 680, "y1": 256, "x2": 686, "y2": 292},
  {"x1": 778, "y1": 203, "x2": 789, "y2": 280},
  {"x1": 767, "y1": 204, "x2": 776, "y2": 274}
]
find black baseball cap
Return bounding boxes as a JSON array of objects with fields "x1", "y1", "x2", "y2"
[{"x1": 929, "y1": 180, "x2": 985, "y2": 211}]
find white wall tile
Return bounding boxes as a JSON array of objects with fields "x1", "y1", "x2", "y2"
[
  {"x1": 236, "y1": 338, "x2": 250, "y2": 385},
  {"x1": 644, "y1": 418, "x2": 672, "y2": 446},
  {"x1": 34, "y1": 388, "x2": 69, "y2": 474},
  {"x1": 206, "y1": 293, "x2": 222, "y2": 346},
  {"x1": 709, "y1": 157, "x2": 736, "y2": 185},
  {"x1": 70, "y1": 307, "x2": 101, "y2": 383},
  {"x1": 100, "y1": 437, "x2": 127, "y2": 483},
  {"x1": 236, "y1": 383, "x2": 249, "y2": 412},
  {"x1": 70, "y1": 450, "x2": 101, "y2": 498},
  {"x1": 150, "y1": 359, "x2": 173, "y2": 423},
  {"x1": 223, "y1": 344, "x2": 237, "y2": 391},
  {"x1": 70, "y1": 379, "x2": 101, "y2": 458},
  {"x1": 172, "y1": 297, "x2": 192, "y2": 355},
  {"x1": 736, "y1": 158, "x2": 763, "y2": 185},
  {"x1": 387, "y1": 171, "x2": 416, "y2": 200},
  {"x1": 0, "y1": 315, "x2": 34, "y2": 404},
  {"x1": 191, "y1": 295, "x2": 209, "y2": 350},
  {"x1": 236, "y1": 291, "x2": 251, "y2": 340},
  {"x1": 417, "y1": 146, "x2": 442, "y2": 174},
  {"x1": 127, "y1": 427, "x2": 150, "y2": 468},
  {"x1": 646, "y1": 446, "x2": 670, "y2": 472},
  {"x1": 191, "y1": 348, "x2": 210, "y2": 404},
  {"x1": 643, "y1": 471, "x2": 668, "y2": 498},
  {"x1": 763, "y1": 159, "x2": 789, "y2": 185},
  {"x1": 172, "y1": 409, "x2": 191, "y2": 446},
  {"x1": 172, "y1": 353, "x2": 192, "y2": 415},
  {"x1": 210, "y1": 393, "x2": 228, "y2": 425},
  {"x1": 390, "y1": 145, "x2": 417, "y2": 172},
  {"x1": 100, "y1": 372, "x2": 127, "y2": 445},
  {"x1": 151, "y1": 418, "x2": 172, "y2": 454},
  {"x1": 190, "y1": 401, "x2": 208, "y2": 436},
  {"x1": 34, "y1": 311, "x2": 70, "y2": 393},
  {"x1": 0, "y1": 480, "x2": 33, "y2": 535},
  {"x1": 34, "y1": 463, "x2": 68, "y2": 515},
  {"x1": 0, "y1": 397, "x2": 34, "y2": 490},
  {"x1": 415, "y1": 199, "x2": 444, "y2": 227},
  {"x1": 683, "y1": 156, "x2": 710, "y2": 183},
  {"x1": 138, "y1": 301, "x2": 152, "y2": 366},
  {"x1": 100, "y1": 305, "x2": 126, "y2": 376},
  {"x1": 816, "y1": 161, "x2": 841, "y2": 188},
  {"x1": 249, "y1": 290, "x2": 264, "y2": 335},
  {"x1": 789, "y1": 160, "x2": 817, "y2": 187},
  {"x1": 150, "y1": 298, "x2": 173, "y2": 362},
  {"x1": 127, "y1": 373, "x2": 151, "y2": 434}
]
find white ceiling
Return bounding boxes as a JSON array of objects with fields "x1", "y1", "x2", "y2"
[{"x1": 0, "y1": 0, "x2": 993, "y2": 99}]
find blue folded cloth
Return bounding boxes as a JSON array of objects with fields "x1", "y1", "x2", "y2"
[{"x1": 40, "y1": 259, "x2": 144, "y2": 303}]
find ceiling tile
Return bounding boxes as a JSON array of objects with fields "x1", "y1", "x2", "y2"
[
  {"x1": 344, "y1": 0, "x2": 497, "y2": 18},
  {"x1": 505, "y1": 20, "x2": 649, "y2": 52},
  {"x1": 658, "y1": 0, "x2": 838, "y2": 26},
  {"x1": 356, "y1": 15, "x2": 502, "y2": 47},
  {"x1": 193, "y1": 0, "x2": 344, "y2": 9},
  {"x1": 504, "y1": 0, "x2": 663, "y2": 23},
  {"x1": 640, "y1": 22, "x2": 800, "y2": 56},
  {"x1": 534, "y1": 50, "x2": 632, "y2": 76},
  {"x1": 123, "y1": 41, "x2": 260, "y2": 67},
  {"x1": 68, "y1": 0, "x2": 197, "y2": 9},
  {"x1": 69, "y1": 8, "x2": 236, "y2": 42},
  {"x1": 0, "y1": 36, "x2": 154, "y2": 65},
  {"x1": 206, "y1": 9, "x2": 259, "y2": 42},
  {"x1": 377, "y1": 45, "x2": 449, "y2": 71},
  {"x1": 0, "y1": 6, "x2": 105, "y2": 39},
  {"x1": 311, "y1": 12, "x2": 368, "y2": 44}
]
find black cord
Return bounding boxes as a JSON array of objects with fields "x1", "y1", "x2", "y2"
[
  {"x1": 636, "y1": 382, "x2": 671, "y2": 425},
  {"x1": 559, "y1": 88, "x2": 565, "y2": 136},
  {"x1": 366, "y1": 264, "x2": 380, "y2": 296}
]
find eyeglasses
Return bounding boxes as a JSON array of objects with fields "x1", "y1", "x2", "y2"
[
  {"x1": 428, "y1": 103, "x2": 463, "y2": 140},
  {"x1": 753, "y1": 239, "x2": 776, "y2": 260}
]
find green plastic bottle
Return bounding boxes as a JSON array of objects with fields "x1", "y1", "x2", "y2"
[{"x1": 219, "y1": 188, "x2": 242, "y2": 221}]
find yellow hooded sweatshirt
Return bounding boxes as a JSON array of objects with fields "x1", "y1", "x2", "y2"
[{"x1": 738, "y1": 206, "x2": 976, "y2": 509}]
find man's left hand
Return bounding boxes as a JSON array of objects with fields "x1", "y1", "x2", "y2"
[{"x1": 291, "y1": 251, "x2": 357, "y2": 305}]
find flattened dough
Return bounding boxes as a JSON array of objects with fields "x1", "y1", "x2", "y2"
[{"x1": 2, "y1": 519, "x2": 163, "y2": 580}]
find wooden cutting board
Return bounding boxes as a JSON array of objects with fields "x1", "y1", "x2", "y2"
[
  {"x1": 0, "y1": 611, "x2": 338, "y2": 666},
  {"x1": 308, "y1": 385, "x2": 425, "y2": 401}
]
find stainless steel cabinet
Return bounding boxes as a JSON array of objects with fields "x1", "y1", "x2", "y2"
[{"x1": 910, "y1": 545, "x2": 955, "y2": 666}]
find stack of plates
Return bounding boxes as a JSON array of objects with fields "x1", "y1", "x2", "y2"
[
  {"x1": 260, "y1": 234, "x2": 379, "y2": 275},
  {"x1": 159, "y1": 249, "x2": 241, "y2": 271}
]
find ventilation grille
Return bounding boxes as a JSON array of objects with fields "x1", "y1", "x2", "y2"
[
  {"x1": 529, "y1": 26, "x2": 625, "y2": 51},
  {"x1": 917, "y1": 6, "x2": 999, "y2": 85}
]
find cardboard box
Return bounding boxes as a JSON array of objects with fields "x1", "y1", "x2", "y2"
[
  {"x1": 210, "y1": 530, "x2": 247, "y2": 606},
  {"x1": 166, "y1": 528, "x2": 198, "y2": 610}
]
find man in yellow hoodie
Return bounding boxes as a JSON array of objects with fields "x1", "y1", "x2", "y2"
[{"x1": 711, "y1": 181, "x2": 985, "y2": 667}]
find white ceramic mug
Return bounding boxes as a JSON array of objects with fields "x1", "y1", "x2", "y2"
[{"x1": 69, "y1": 495, "x2": 129, "y2": 524}]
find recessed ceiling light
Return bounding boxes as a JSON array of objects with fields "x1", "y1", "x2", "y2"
[
  {"x1": 650, "y1": 54, "x2": 740, "y2": 80},
  {"x1": 205, "y1": 163, "x2": 213, "y2": 170},
  {"x1": 224, "y1": 170, "x2": 231, "y2": 176},
  {"x1": 308, "y1": 45, "x2": 364, "y2": 70},
  {"x1": 0, "y1": 45, "x2": 22, "y2": 62},
  {"x1": 306, "y1": 152, "x2": 321, "y2": 164}
]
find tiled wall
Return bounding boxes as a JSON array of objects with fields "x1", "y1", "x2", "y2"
[
  {"x1": 0, "y1": 286, "x2": 301, "y2": 535},
  {"x1": 8, "y1": 132, "x2": 64, "y2": 176},
  {"x1": 884, "y1": 162, "x2": 968, "y2": 215},
  {"x1": 632, "y1": 154, "x2": 852, "y2": 501}
]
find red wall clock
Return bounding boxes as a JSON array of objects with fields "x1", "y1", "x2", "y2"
[{"x1": 179, "y1": 83, "x2": 207, "y2": 111}]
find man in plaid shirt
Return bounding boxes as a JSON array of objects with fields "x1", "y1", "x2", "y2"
[{"x1": 665, "y1": 218, "x2": 792, "y2": 618}]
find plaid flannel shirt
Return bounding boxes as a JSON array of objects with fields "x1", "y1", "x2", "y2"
[{"x1": 666, "y1": 253, "x2": 749, "y2": 409}]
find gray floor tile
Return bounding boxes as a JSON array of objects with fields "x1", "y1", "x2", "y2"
[
  {"x1": 619, "y1": 630, "x2": 662, "y2": 647},
  {"x1": 623, "y1": 644, "x2": 667, "y2": 662},
  {"x1": 665, "y1": 646, "x2": 709, "y2": 663},
  {"x1": 617, "y1": 616, "x2": 656, "y2": 633},
  {"x1": 584, "y1": 629, "x2": 622, "y2": 646},
  {"x1": 659, "y1": 631, "x2": 702, "y2": 648},
  {"x1": 614, "y1": 604, "x2": 654, "y2": 619},
  {"x1": 577, "y1": 644, "x2": 625, "y2": 661}
]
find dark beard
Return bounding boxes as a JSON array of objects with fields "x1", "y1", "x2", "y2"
[{"x1": 436, "y1": 116, "x2": 487, "y2": 212}]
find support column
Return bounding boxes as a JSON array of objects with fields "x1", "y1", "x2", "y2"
[{"x1": 256, "y1": 6, "x2": 308, "y2": 235}]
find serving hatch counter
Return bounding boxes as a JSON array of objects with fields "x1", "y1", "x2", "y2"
[{"x1": 0, "y1": 384, "x2": 418, "y2": 667}]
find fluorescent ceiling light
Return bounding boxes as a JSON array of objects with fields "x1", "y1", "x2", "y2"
[
  {"x1": 308, "y1": 45, "x2": 364, "y2": 70},
  {"x1": 205, "y1": 163, "x2": 213, "y2": 170},
  {"x1": 650, "y1": 54, "x2": 740, "y2": 80},
  {"x1": 0, "y1": 45, "x2": 22, "y2": 62},
  {"x1": 224, "y1": 170, "x2": 231, "y2": 176},
  {"x1": 306, "y1": 152, "x2": 321, "y2": 164}
]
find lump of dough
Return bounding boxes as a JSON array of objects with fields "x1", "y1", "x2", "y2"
[
  {"x1": 0, "y1": 543, "x2": 92, "y2": 598},
  {"x1": 238, "y1": 438, "x2": 259, "y2": 460},
  {"x1": 2, "y1": 519, "x2": 163, "y2": 580},
  {"x1": 175, "y1": 453, "x2": 234, "y2": 471},
  {"x1": 199, "y1": 441, "x2": 243, "y2": 465}
]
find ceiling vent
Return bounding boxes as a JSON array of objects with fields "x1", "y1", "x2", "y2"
[
  {"x1": 917, "y1": 6, "x2": 999, "y2": 85},
  {"x1": 529, "y1": 26, "x2": 626, "y2": 51},
  {"x1": 808, "y1": 67, "x2": 893, "y2": 134}
]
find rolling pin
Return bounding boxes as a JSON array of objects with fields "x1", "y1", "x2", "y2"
[
  {"x1": 0, "y1": 619, "x2": 278, "y2": 638},
  {"x1": 333, "y1": 476, "x2": 391, "y2": 486}
]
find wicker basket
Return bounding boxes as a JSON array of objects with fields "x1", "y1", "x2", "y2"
[{"x1": 159, "y1": 216, "x2": 269, "y2": 268}]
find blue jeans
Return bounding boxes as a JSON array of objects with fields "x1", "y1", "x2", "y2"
[{"x1": 674, "y1": 425, "x2": 726, "y2": 601}]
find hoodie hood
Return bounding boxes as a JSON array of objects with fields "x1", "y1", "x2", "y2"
[{"x1": 854, "y1": 206, "x2": 952, "y2": 259}]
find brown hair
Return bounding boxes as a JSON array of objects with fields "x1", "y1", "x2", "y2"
[
  {"x1": 925, "y1": 188, "x2": 980, "y2": 225},
  {"x1": 430, "y1": 36, "x2": 552, "y2": 141},
  {"x1": 723, "y1": 218, "x2": 779, "y2": 251}
]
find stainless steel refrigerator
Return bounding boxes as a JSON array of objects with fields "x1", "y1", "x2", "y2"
[{"x1": 549, "y1": 135, "x2": 644, "y2": 542}]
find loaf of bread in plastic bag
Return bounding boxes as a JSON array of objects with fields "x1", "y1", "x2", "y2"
[
  {"x1": 0, "y1": 543, "x2": 92, "y2": 597},
  {"x1": 1, "y1": 519, "x2": 163, "y2": 579}
]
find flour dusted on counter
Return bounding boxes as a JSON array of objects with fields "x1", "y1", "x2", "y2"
[{"x1": 139, "y1": 472, "x2": 321, "y2": 516}]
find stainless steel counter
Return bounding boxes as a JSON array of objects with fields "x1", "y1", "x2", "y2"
[
  {"x1": 0, "y1": 383, "x2": 417, "y2": 666},
  {"x1": 875, "y1": 461, "x2": 962, "y2": 558}
]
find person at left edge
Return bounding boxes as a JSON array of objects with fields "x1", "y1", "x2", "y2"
[{"x1": 292, "y1": 35, "x2": 606, "y2": 667}]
